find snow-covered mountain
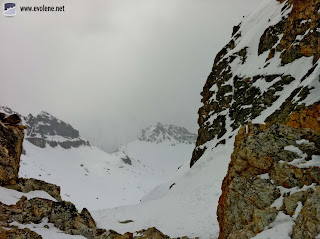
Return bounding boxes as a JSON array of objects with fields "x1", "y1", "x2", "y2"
[
  {"x1": 0, "y1": 106, "x2": 89, "y2": 150},
  {"x1": 0, "y1": 106, "x2": 195, "y2": 211},
  {"x1": 139, "y1": 122, "x2": 197, "y2": 144}
]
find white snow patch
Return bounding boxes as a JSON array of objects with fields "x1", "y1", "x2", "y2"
[
  {"x1": 271, "y1": 184, "x2": 316, "y2": 210},
  {"x1": 10, "y1": 219, "x2": 85, "y2": 239},
  {"x1": 282, "y1": 145, "x2": 320, "y2": 168},
  {"x1": 296, "y1": 139, "x2": 310, "y2": 145},
  {"x1": 258, "y1": 173, "x2": 269, "y2": 180},
  {"x1": 0, "y1": 186, "x2": 56, "y2": 205},
  {"x1": 252, "y1": 212, "x2": 295, "y2": 239},
  {"x1": 292, "y1": 201, "x2": 303, "y2": 221}
]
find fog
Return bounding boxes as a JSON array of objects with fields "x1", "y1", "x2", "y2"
[{"x1": 0, "y1": 0, "x2": 263, "y2": 152}]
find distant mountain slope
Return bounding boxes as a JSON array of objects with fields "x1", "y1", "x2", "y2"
[{"x1": 139, "y1": 122, "x2": 196, "y2": 144}]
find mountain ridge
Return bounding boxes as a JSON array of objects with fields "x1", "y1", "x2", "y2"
[
  {"x1": 0, "y1": 106, "x2": 90, "y2": 150},
  {"x1": 139, "y1": 122, "x2": 196, "y2": 145}
]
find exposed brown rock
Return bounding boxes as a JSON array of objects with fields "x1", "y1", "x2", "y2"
[
  {"x1": 217, "y1": 104, "x2": 320, "y2": 238},
  {"x1": 4, "y1": 114, "x2": 22, "y2": 125},
  {"x1": 0, "y1": 116, "x2": 24, "y2": 185},
  {"x1": 0, "y1": 227, "x2": 42, "y2": 239},
  {"x1": 262, "y1": 0, "x2": 320, "y2": 64},
  {"x1": 292, "y1": 187, "x2": 320, "y2": 239},
  {"x1": 135, "y1": 227, "x2": 170, "y2": 239},
  {"x1": 286, "y1": 103, "x2": 320, "y2": 131},
  {"x1": 5, "y1": 178, "x2": 62, "y2": 202}
]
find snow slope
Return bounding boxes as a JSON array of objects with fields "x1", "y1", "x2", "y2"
[{"x1": 93, "y1": 137, "x2": 233, "y2": 239}]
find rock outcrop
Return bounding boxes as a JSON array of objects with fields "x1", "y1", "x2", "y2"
[
  {"x1": 217, "y1": 104, "x2": 320, "y2": 238},
  {"x1": 0, "y1": 114, "x2": 25, "y2": 185},
  {"x1": 5, "y1": 178, "x2": 62, "y2": 202}
]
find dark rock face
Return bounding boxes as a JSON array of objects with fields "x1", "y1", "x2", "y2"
[
  {"x1": 26, "y1": 111, "x2": 79, "y2": 138},
  {"x1": 121, "y1": 156, "x2": 132, "y2": 165},
  {"x1": 0, "y1": 106, "x2": 90, "y2": 150},
  {"x1": 217, "y1": 105, "x2": 320, "y2": 238},
  {"x1": 4, "y1": 114, "x2": 22, "y2": 125},
  {"x1": 139, "y1": 123, "x2": 197, "y2": 144}
]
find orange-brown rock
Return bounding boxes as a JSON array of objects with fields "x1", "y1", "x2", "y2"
[
  {"x1": 135, "y1": 227, "x2": 171, "y2": 239},
  {"x1": 0, "y1": 116, "x2": 24, "y2": 185},
  {"x1": 0, "y1": 227, "x2": 42, "y2": 239},
  {"x1": 269, "y1": 0, "x2": 320, "y2": 64},
  {"x1": 218, "y1": 104, "x2": 320, "y2": 239},
  {"x1": 286, "y1": 104, "x2": 320, "y2": 131}
]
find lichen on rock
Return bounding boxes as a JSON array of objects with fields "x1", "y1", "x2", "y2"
[{"x1": 217, "y1": 104, "x2": 320, "y2": 238}]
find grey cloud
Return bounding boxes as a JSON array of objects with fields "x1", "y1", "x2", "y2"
[{"x1": 0, "y1": 0, "x2": 263, "y2": 152}]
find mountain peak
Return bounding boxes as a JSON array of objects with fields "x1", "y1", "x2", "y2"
[
  {"x1": 139, "y1": 122, "x2": 196, "y2": 144},
  {"x1": 0, "y1": 106, "x2": 90, "y2": 150}
]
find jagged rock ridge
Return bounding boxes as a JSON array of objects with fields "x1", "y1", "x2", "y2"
[
  {"x1": 139, "y1": 122, "x2": 197, "y2": 144},
  {"x1": 190, "y1": 0, "x2": 320, "y2": 167},
  {"x1": 0, "y1": 106, "x2": 90, "y2": 150}
]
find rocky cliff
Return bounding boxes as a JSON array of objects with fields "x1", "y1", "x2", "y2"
[
  {"x1": 189, "y1": 0, "x2": 320, "y2": 238},
  {"x1": 190, "y1": 0, "x2": 320, "y2": 167}
]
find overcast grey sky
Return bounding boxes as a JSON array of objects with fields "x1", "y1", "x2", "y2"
[{"x1": 0, "y1": 0, "x2": 263, "y2": 152}]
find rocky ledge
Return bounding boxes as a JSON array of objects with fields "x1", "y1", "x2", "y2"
[{"x1": 217, "y1": 104, "x2": 320, "y2": 238}]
